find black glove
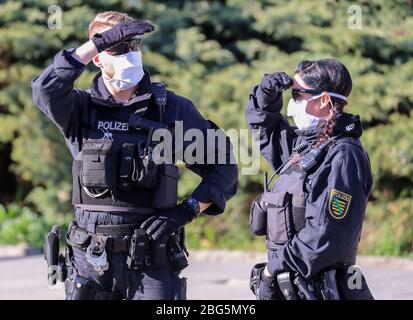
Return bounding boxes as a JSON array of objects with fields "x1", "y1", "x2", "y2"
[
  {"x1": 250, "y1": 262, "x2": 282, "y2": 300},
  {"x1": 250, "y1": 262, "x2": 267, "y2": 297},
  {"x1": 258, "y1": 271, "x2": 279, "y2": 300},
  {"x1": 91, "y1": 20, "x2": 155, "y2": 53},
  {"x1": 140, "y1": 202, "x2": 197, "y2": 243},
  {"x1": 256, "y1": 72, "x2": 293, "y2": 109}
]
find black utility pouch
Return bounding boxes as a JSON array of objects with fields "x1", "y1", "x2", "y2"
[
  {"x1": 118, "y1": 143, "x2": 135, "y2": 191},
  {"x1": 80, "y1": 140, "x2": 117, "y2": 189},
  {"x1": 150, "y1": 241, "x2": 168, "y2": 269},
  {"x1": 65, "y1": 223, "x2": 91, "y2": 251},
  {"x1": 263, "y1": 191, "x2": 293, "y2": 249},
  {"x1": 152, "y1": 164, "x2": 179, "y2": 210},
  {"x1": 249, "y1": 194, "x2": 267, "y2": 236},
  {"x1": 132, "y1": 154, "x2": 159, "y2": 188},
  {"x1": 167, "y1": 233, "x2": 189, "y2": 271},
  {"x1": 127, "y1": 229, "x2": 148, "y2": 271}
]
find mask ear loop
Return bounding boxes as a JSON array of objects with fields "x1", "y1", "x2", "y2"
[
  {"x1": 326, "y1": 91, "x2": 347, "y2": 118},
  {"x1": 313, "y1": 92, "x2": 333, "y2": 124},
  {"x1": 328, "y1": 95, "x2": 336, "y2": 121},
  {"x1": 328, "y1": 91, "x2": 348, "y2": 117},
  {"x1": 324, "y1": 91, "x2": 334, "y2": 114}
]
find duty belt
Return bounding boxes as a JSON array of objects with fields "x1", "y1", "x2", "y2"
[
  {"x1": 66, "y1": 222, "x2": 141, "y2": 252},
  {"x1": 65, "y1": 222, "x2": 188, "y2": 273}
]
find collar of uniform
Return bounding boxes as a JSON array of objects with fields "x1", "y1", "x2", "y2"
[
  {"x1": 333, "y1": 112, "x2": 363, "y2": 138},
  {"x1": 90, "y1": 69, "x2": 153, "y2": 108},
  {"x1": 293, "y1": 128, "x2": 322, "y2": 148}
]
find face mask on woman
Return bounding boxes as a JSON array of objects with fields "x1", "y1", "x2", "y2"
[
  {"x1": 99, "y1": 50, "x2": 144, "y2": 90},
  {"x1": 287, "y1": 92, "x2": 347, "y2": 130}
]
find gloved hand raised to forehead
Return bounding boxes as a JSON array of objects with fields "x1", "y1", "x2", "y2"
[
  {"x1": 140, "y1": 202, "x2": 197, "y2": 243},
  {"x1": 260, "y1": 72, "x2": 293, "y2": 95},
  {"x1": 91, "y1": 20, "x2": 155, "y2": 53},
  {"x1": 256, "y1": 72, "x2": 293, "y2": 110}
]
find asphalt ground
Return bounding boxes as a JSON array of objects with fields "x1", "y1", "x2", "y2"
[{"x1": 0, "y1": 250, "x2": 412, "y2": 300}]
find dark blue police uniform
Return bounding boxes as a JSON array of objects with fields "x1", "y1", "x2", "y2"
[
  {"x1": 31, "y1": 48, "x2": 238, "y2": 300},
  {"x1": 246, "y1": 84, "x2": 374, "y2": 299}
]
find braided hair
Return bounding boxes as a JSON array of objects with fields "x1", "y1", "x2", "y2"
[{"x1": 294, "y1": 59, "x2": 352, "y2": 146}]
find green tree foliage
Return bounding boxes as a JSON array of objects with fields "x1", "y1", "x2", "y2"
[{"x1": 0, "y1": 0, "x2": 412, "y2": 255}]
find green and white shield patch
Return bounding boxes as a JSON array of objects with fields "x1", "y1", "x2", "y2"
[{"x1": 328, "y1": 189, "x2": 352, "y2": 220}]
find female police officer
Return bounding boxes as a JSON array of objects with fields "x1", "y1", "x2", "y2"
[
  {"x1": 245, "y1": 59, "x2": 374, "y2": 300},
  {"x1": 32, "y1": 12, "x2": 238, "y2": 300}
]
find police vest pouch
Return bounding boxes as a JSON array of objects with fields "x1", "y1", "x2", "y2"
[
  {"x1": 118, "y1": 143, "x2": 135, "y2": 191},
  {"x1": 131, "y1": 154, "x2": 159, "y2": 188},
  {"x1": 167, "y1": 235, "x2": 189, "y2": 271},
  {"x1": 152, "y1": 164, "x2": 179, "y2": 210},
  {"x1": 118, "y1": 142, "x2": 159, "y2": 190},
  {"x1": 262, "y1": 191, "x2": 293, "y2": 250},
  {"x1": 291, "y1": 189, "x2": 307, "y2": 234},
  {"x1": 80, "y1": 140, "x2": 117, "y2": 191},
  {"x1": 249, "y1": 194, "x2": 267, "y2": 236}
]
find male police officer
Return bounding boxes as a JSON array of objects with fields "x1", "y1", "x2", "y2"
[{"x1": 32, "y1": 11, "x2": 238, "y2": 300}]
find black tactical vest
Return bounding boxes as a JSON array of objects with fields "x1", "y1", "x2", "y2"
[
  {"x1": 263, "y1": 165, "x2": 309, "y2": 250},
  {"x1": 250, "y1": 139, "x2": 337, "y2": 250},
  {"x1": 250, "y1": 137, "x2": 364, "y2": 251},
  {"x1": 71, "y1": 83, "x2": 179, "y2": 214}
]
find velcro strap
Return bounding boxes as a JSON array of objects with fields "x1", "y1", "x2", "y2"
[
  {"x1": 106, "y1": 237, "x2": 129, "y2": 253},
  {"x1": 95, "y1": 224, "x2": 141, "y2": 236}
]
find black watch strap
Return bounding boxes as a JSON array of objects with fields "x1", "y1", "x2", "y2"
[{"x1": 183, "y1": 197, "x2": 200, "y2": 216}]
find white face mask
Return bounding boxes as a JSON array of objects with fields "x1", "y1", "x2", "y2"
[
  {"x1": 287, "y1": 92, "x2": 347, "y2": 130},
  {"x1": 287, "y1": 94, "x2": 325, "y2": 130},
  {"x1": 98, "y1": 51, "x2": 144, "y2": 90}
]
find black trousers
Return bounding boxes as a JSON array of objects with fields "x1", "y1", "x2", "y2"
[{"x1": 65, "y1": 208, "x2": 187, "y2": 300}]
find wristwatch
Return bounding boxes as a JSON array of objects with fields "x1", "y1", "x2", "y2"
[{"x1": 183, "y1": 197, "x2": 201, "y2": 217}]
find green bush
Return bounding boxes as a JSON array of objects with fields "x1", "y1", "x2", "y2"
[
  {"x1": 361, "y1": 199, "x2": 413, "y2": 257},
  {"x1": 0, "y1": 204, "x2": 51, "y2": 248},
  {"x1": 0, "y1": 203, "x2": 71, "y2": 249}
]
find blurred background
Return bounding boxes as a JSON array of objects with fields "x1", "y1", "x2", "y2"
[{"x1": 0, "y1": 0, "x2": 412, "y2": 260}]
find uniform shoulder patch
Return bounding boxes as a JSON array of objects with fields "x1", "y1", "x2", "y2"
[{"x1": 328, "y1": 189, "x2": 352, "y2": 220}]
